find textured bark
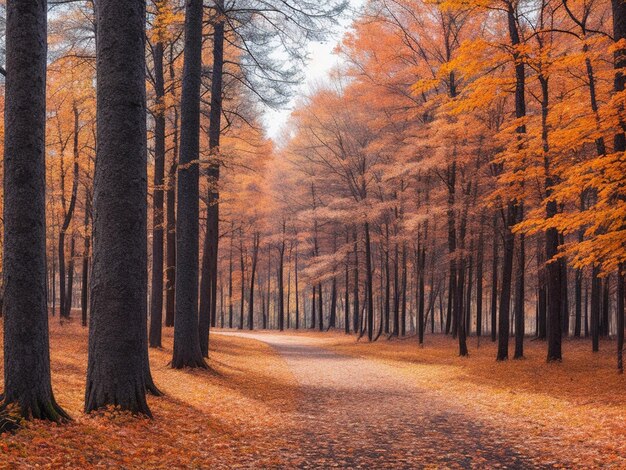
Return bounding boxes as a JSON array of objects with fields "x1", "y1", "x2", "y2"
[
  {"x1": 149, "y1": 40, "x2": 166, "y2": 349},
  {"x1": 85, "y1": 0, "x2": 154, "y2": 414},
  {"x1": 171, "y1": 0, "x2": 207, "y2": 369},
  {"x1": 1, "y1": 0, "x2": 69, "y2": 428}
]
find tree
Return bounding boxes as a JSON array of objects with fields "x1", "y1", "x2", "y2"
[
  {"x1": 1, "y1": 0, "x2": 69, "y2": 429},
  {"x1": 85, "y1": 0, "x2": 153, "y2": 415},
  {"x1": 172, "y1": 0, "x2": 208, "y2": 369}
]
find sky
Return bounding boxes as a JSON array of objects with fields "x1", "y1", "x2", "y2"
[{"x1": 261, "y1": 1, "x2": 365, "y2": 140}]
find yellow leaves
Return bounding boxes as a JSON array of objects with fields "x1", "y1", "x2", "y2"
[{"x1": 148, "y1": 0, "x2": 184, "y2": 44}]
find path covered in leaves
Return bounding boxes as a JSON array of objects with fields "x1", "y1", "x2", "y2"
[{"x1": 219, "y1": 332, "x2": 554, "y2": 469}]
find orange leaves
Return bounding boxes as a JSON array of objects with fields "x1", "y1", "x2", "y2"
[{"x1": 0, "y1": 322, "x2": 301, "y2": 468}]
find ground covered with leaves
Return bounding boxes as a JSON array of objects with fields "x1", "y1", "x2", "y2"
[
  {"x1": 0, "y1": 319, "x2": 300, "y2": 468},
  {"x1": 1, "y1": 324, "x2": 625, "y2": 468}
]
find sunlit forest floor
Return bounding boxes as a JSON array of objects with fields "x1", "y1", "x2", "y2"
[
  {"x1": 0, "y1": 317, "x2": 301, "y2": 468},
  {"x1": 1, "y1": 321, "x2": 626, "y2": 468}
]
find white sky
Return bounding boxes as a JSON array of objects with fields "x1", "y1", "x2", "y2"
[{"x1": 262, "y1": 1, "x2": 365, "y2": 140}]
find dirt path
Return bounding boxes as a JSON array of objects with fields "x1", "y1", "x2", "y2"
[{"x1": 218, "y1": 332, "x2": 554, "y2": 469}]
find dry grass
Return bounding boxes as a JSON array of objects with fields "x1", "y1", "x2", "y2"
[{"x1": 0, "y1": 319, "x2": 300, "y2": 469}]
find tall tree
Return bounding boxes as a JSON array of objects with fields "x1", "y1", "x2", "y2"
[
  {"x1": 172, "y1": 0, "x2": 208, "y2": 369},
  {"x1": 1, "y1": 0, "x2": 69, "y2": 428},
  {"x1": 85, "y1": 0, "x2": 153, "y2": 414}
]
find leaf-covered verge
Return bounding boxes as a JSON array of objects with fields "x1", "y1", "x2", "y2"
[{"x1": 0, "y1": 319, "x2": 299, "y2": 468}]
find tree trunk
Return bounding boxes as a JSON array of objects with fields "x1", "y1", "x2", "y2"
[
  {"x1": 344, "y1": 230, "x2": 350, "y2": 334},
  {"x1": 59, "y1": 105, "x2": 81, "y2": 320},
  {"x1": 591, "y1": 266, "x2": 601, "y2": 351},
  {"x1": 81, "y1": 191, "x2": 91, "y2": 328},
  {"x1": 618, "y1": 266, "x2": 625, "y2": 372},
  {"x1": 497, "y1": 203, "x2": 516, "y2": 361},
  {"x1": 1, "y1": 0, "x2": 69, "y2": 426},
  {"x1": 149, "y1": 39, "x2": 166, "y2": 349},
  {"x1": 353, "y1": 229, "x2": 360, "y2": 334},
  {"x1": 171, "y1": 0, "x2": 207, "y2": 369},
  {"x1": 514, "y1": 229, "x2": 525, "y2": 359},
  {"x1": 364, "y1": 222, "x2": 374, "y2": 341},
  {"x1": 199, "y1": 0, "x2": 225, "y2": 342},
  {"x1": 247, "y1": 233, "x2": 259, "y2": 331},
  {"x1": 86, "y1": 0, "x2": 155, "y2": 414},
  {"x1": 295, "y1": 242, "x2": 300, "y2": 329},
  {"x1": 491, "y1": 213, "x2": 499, "y2": 342},
  {"x1": 318, "y1": 282, "x2": 324, "y2": 331}
]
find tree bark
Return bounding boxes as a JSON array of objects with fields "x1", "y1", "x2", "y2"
[
  {"x1": 149, "y1": 39, "x2": 166, "y2": 349},
  {"x1": 1, "y1": 0, "x2": 69, "y2": 428},
  {"x1": 81, "y1": 190, "x2": 91, "y2": 328},
  {"x1": 85, "y1": 0, "x2": 155, "y2": 413},
  {"x1": 171, "y1": 0, "x2": 207, "y2": 369},
  {"x1": 199, "y1": 0, "x2": 225, "y2": 345}
]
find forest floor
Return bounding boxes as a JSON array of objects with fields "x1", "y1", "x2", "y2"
[{"x1": 1, "y1": 321, "x2": 625, "y2": 468}]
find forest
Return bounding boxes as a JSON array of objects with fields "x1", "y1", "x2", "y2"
[{"x1": 1, "y1": 0, "x2": 626, "y2": 467}]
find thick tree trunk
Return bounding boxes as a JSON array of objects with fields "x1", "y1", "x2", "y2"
[
  {"x1": 86, "y1": 0, "x2": 155, "y2": 414},
  {"x1": 171, "y1": 0, "x2": 207, "y2": 369},
  {"x1": 1, "y1": 0, "x2": 69, "y2": 427},
  {"x1": 149, "y1": 39, "x2": 166, "y2": 349}
]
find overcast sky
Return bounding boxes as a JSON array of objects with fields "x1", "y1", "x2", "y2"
[{"x1": 261, "y1": 1, "x2": 365, "y2": 140}]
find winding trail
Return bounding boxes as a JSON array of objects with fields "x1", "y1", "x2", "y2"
[{"x1": 217, "y1": 332, "x2": 551, "y2": 469}]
